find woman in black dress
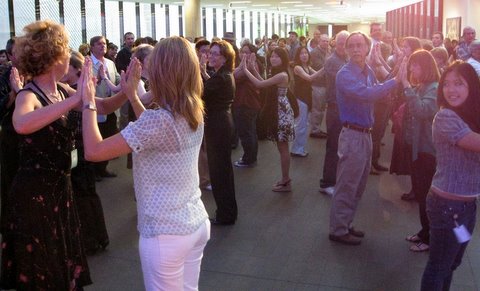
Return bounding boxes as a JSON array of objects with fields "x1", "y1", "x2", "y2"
[{"x1": 0, "y1": 20, "x2": 127, "y2": 290}]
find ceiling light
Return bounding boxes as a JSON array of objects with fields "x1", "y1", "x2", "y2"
[
  {"x1": 294, "y1": 4, "x2": 314, "y2": 7},
  {"x1": 280, "y1": 1, "x2": 303, "y2": 3},
  {"x1": 252, "y1": 4, "x2": 271, "y2": 7},
  {"x1": 230, "y1": 1, "x2": 251, "y2": 3}
]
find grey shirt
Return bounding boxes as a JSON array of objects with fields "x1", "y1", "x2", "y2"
[
  {"x1": 310, "y1": 47, "x2": 330, "y2": 86},
  {"x1": 324, "y1": 51, "x2": 348, "y2": 104},
  {"x1": 431, "y1": 109, "x2": 480, "y2": 196}
]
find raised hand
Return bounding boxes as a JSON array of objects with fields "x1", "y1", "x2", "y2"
[
  {"x1": 200, "y1": 53, "x2": 208, "y2": 72},
  {"x1": 98, "y1": 63, "x2": 106, "y2": 82},
  {"x1": 9, "y1": 67, "x2": 24, "y2": 94},
  {"x1": 240, "y1": 55, "x2": 247, "y2": 70},
  {"x1": 396, "y1": 58, "x2": 408, "y2": 86},
  {"x1": 81, "y1": 58, "x2": 97, "y2": 105},
  {"x1": 247, "y1": 53, "x2": 257, "y2": 71},
  {"x1": 120, "y1": 57, "x2": 141, "y2": 100}
]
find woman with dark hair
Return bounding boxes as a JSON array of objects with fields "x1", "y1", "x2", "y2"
[
  {"x1": 200, "y1": 40, "x2": 237, "y2": 225},
  {"x1": 290, "y1": 46, "x2": 324, "y2": 157},
  {"x1": 398, "y1": 50, "x2": 440, "y2": 252},
  {"x1": 232, "y1": 43, "x2": 263, "y2": 167},
  {"x1": 421, "y1": 61, "x2": 480, "y2": 290},
  {"x1": 241, "y1": 47, "x2": 295, "y2": 192}
]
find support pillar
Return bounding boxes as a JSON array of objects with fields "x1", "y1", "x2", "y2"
[{"x1": 184, "y1": 0, "x2": 201, "y2": 38}]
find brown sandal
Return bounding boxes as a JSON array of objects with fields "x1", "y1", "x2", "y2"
[{"x1": 272, "y1": 179, "x2": 292, "y2": 192}]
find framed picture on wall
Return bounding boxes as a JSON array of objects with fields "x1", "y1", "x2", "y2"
[{"x1": 446, "y1": 17, "x2": 461, "y2": 41}]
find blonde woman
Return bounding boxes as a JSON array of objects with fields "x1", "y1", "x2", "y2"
[{"x1": 81, "y1": 37, "x2": 210, "y2": 291}]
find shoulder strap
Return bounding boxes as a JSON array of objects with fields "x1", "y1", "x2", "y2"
[{"x1": 18, "y1": 87, "x2": 50, "y2": 108}]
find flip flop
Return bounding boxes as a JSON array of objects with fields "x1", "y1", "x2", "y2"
[
  {"x1": 405, "y1": 234, "x2": 422, "y2": 243},
  {"x1": 410, "y1": 242, "x2": 430, "y2": 252}
]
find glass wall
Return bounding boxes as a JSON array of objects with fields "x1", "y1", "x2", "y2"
[{"x1": 0, "y1": 0, "x2": 297, "y2": 50}]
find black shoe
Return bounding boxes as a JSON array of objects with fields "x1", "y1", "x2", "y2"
[
  {"x1": 348, "y1": 227, "x2": 365, "y2": 238},
  {"x1": 329, "y1": 234, "x2": 361, "y2": 245},
  {"x1": 209, "y1": 218, "x2": 235, "y2": 226},
  {"x1": 95, "y1": 174, "x2": 103, "y2": 182},
  {"x1": 100, "y1": 170, "x2": 117, "y2": 178},
  {"x1": 234, "y1": 160, "x2": 256, "y2": 168},
  {"x1": 372, "y1": 163, "x2": 389, "y2": 172}
]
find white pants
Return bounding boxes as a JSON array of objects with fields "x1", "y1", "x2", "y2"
[
  {"x1": 310, "y1": 86, "x2": 327, "y2": 134},
  {"x1": 291, "y1": 99, "x2": 309, "y2": 154},
  {"x1": 139, "y1": 220, "x2": 211, "y2": 291}
]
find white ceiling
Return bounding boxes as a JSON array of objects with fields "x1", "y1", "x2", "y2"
[{"x1": 162, "y1": 0, "x2": 423, "y2": 24}]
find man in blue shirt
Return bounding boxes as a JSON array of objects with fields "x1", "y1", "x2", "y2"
[{"x1": 329, "y1": 32, "x2": 399, "y2": 245}]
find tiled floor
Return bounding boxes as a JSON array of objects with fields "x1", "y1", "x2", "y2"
[{"x1": 62, "y1": 130, "x2": 480, "y2": 290}]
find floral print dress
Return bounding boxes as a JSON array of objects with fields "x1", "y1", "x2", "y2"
[
  {"x1": 273, "y1": 87, "x2": 295, "y2": 142},
  {"x1": 0, "y1": 86, "x2": 91, "y2": 290}
]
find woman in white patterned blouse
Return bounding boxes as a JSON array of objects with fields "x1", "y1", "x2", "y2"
[{"x1": 81, "y1": 37, "x2": 210, "y2": 291}]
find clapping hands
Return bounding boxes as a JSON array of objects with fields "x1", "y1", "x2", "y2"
[{"x1": 120, "y1": 57, "x2": 142, "y2": 100}]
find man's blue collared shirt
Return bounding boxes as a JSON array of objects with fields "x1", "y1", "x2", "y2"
[{"x1": 336, "y1": 61, "x2": 397, "y2": 128}]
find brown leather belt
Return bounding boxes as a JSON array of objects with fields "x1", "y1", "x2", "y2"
[{"x1": 343, "y1": 123, "x2": 372, "y2": 134}]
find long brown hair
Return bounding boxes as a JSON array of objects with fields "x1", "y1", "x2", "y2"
[
  {"x1": 147, "y1": 37, "x2": 204, "y2": 130},
  {"x1": 407, "y1": 50, "x2": 440, "y2": 85}
]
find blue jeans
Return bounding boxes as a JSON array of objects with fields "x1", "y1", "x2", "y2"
[
  {"x1": 421, "y1": 192, "x2": 477, "y2": 291},
  {"x1": 233, "y1": 106, "x2": 259, "y2": 164}
]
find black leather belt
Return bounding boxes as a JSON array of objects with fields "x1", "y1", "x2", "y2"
[{"x1": 343, "y1": 123, "x2": 372, "y2": 134}]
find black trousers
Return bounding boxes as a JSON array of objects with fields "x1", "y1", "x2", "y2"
[
  {"x1": 205, "y1": 110, "x2": 237, "y2": 222},
  {"x1": 71, "y1": 148, "x2": 109, "y2": 252},
  {"x1": 411, "y1": 152, "x2": 436, "y2": 244},
  {"x1": 320, "y1": 103, "x2": 342, "y2": 188},
  {"x1": 372, "y1": 101, "x2": 392, "y2": 165}
]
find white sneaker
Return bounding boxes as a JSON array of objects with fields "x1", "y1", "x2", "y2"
[{"x1": 320, "y1": 186, "x2": 335, "y2": 196}]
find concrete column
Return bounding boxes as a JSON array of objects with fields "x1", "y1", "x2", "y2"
[{"x1": 184, "y1": 0, "x2": 201, "y2": 38}]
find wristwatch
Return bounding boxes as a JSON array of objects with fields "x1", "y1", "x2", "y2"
[{"x1": 83, "y1": 101, "x2": 97, "y2": 111}]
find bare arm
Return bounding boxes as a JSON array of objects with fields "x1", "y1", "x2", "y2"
[
  {"x1": 293, "y1": 65, "x2": 324, "y2": 82},
  {"x1": 457, "y1": 132, "x2": 480, "y2": 152},
  {"x1": 242, "y1": 56, "x2": 287, "y2": 87},
  {"x1": 60, "y1": 79, "x2": 128, "y2": 115},
  {"x1": 13, "y1": 88, "x2": 81, "y2": 135}
]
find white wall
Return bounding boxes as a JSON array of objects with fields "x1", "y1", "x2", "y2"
[
  {"x1": 347, "y1": 23, "x2": 371, "y2": 35},
  {"x1": 443, "y1": 0, "x2": 480, "y2": 39}
]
